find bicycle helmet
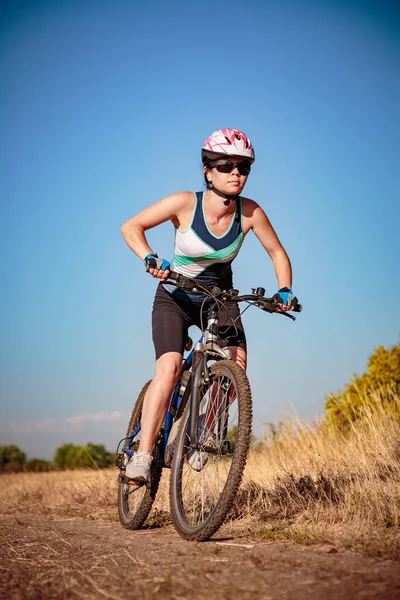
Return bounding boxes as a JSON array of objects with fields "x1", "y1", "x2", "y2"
[
  {"x1": 202, "y1": 128, "x2": 255, "y2": 164},
  {"x1": 201, "y1": 128, "x2": 255, "y2": 205}
]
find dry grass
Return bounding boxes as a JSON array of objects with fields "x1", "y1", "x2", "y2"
[
  {"x1": 1, "y1": 392, "x2": 399, "y2": 558},
  {"x1": 233, "y1": 391, "x2": 400, "y2": 558},
  {"x1": 0, "y1": 468, "x2": 121, "y2": 521}
]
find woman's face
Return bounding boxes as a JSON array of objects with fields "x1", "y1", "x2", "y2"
[{"x1": 205, "y1": 157, "x2": 251, "y2": 196}]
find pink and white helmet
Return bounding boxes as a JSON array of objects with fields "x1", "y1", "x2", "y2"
[{"x1": 202, "y1": 128, "x2": 255, "y2": 163}]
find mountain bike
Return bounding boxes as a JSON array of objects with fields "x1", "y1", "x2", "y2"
[{"x1": 116, "y1": 272, "x2": 301, "y2": 541}]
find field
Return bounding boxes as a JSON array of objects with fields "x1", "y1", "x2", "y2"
[{"x1": 1, "y1": 394, "x2": 400, "y2": 598}]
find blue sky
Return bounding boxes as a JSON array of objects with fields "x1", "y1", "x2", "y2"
[{"x1": 1, "y1": 0, "x2": 399, "y2": 459}]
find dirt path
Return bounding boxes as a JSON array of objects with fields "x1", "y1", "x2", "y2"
[{"x1": 1, "y1": 514, "x2": 399, "y2": 600}]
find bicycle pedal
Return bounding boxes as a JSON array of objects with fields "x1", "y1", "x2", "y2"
[
  {"x1": 123, "y1": 476, "x2": 147, "y2": 488},
  {"x1": 115, "y1": 454, "x2": 125, "y2": 470}
]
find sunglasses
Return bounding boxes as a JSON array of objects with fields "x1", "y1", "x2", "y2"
[{"x1": 209, "y1": 160, "x2": 252, "y2": 176}]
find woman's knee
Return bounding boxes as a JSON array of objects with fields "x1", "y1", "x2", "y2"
[{"x1": 154, "y1": 352, "x2": 182, "y2": 387}]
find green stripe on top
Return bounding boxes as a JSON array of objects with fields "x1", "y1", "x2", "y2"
[{"x1": 173, "y1": 232, "x2": 244, "y2": 267}]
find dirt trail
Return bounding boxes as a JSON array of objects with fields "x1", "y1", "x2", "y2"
[{"x1": 1, "y1": 514, "x2": 399, "y2": 600}]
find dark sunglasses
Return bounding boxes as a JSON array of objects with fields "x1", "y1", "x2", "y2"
[{"x1": 209, "y1": 160, "x2": 251, "y2": 176}]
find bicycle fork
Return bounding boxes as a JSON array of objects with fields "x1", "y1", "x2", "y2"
[{"x1": 188, "y1": 341, "x2": 231, "y2": 449}]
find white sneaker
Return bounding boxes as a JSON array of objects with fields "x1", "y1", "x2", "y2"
[{"x1": 125, "y1": 451, "x2": 152, "y2": 484}]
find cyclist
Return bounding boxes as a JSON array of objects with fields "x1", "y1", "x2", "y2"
[{"x1": 120, "y1": 128, "x2": 298, "y2": 484}]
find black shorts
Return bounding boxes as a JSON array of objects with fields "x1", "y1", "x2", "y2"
[{"x1": 152, "y1": 284, "x2": 247, "y2": 360}]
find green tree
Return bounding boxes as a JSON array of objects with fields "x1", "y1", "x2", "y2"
[
  {"x1": 53, "y1": 443, "x2": 75, "y2": 469},
  {"x1": 86, "y1": 443, "x2": 114, "y2": 468},
  {"x1": 26, "y1": 459, "x2": 51, "y2": 472},
  {"x1": 65, "y1": 445, "x2": 93, "y2": 468},
  {"x1": 53, "y1": 442, "x2": 114, "y2": 469},
  {"x1": 0, "y1": 445, "x2": 26, "y2": 472},
  {"x1": 325, "y1": 342, "x2": 400, "y2": 429},
  {"x1": 367, "y1": 344, "x2": 400, "y2": 393}
]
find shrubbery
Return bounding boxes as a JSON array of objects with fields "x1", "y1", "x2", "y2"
[
  {"x1": 325, "y1": 342, "x2": 400, "y2": 429},
  {"x1": 0, "y1": 445, "x2": 27, "y2": 473},
  {"x1": 53, "y1": 443, "x2": 115, "y2": 469},
  {"x1": 0, "y1": 442, "x2": 114, "y2": 472}
]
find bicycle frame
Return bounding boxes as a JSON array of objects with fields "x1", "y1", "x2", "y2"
[{"x1": 124, "y1": 300, "x2": 231, "y2": 465}]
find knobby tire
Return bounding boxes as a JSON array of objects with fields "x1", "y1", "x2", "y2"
[
  {"x1": 169, "y1": 360, "x2": 252, "y2": 541},
  {"x1": 117, "y1": 380, "x2": 163, "y2": 529}
]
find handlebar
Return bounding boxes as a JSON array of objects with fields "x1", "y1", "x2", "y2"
[{"x1": 166, "y1": 271, "x2": 302, "y2": 319}]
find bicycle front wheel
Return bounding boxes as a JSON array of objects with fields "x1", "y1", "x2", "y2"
[
  {"x1": 169, "y1": 360, "x2": 252, "y2": 541},
  {"x1": 117, "y1": 380, "x2": 163, "y2": 529}
]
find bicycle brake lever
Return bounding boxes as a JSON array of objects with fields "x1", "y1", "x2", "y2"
[
  {"x1": 260, "y1": 301, "x2": 296, "y2": 320},
  {"x1": 278, "y1": 311, "x2": 296, "y2": 321}
]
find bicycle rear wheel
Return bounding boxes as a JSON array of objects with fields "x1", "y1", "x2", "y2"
[
  {"x1": 117, "y1": 380, "x2": 163, "y2": 529},
  {"x1": 169, "y1": 360, "x2": 252, "y2": 541}
]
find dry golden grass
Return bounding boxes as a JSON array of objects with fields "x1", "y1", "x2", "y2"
[
  {"x1": 234, "y1": 391, "x2": 400, "y2": 557},
  {"x1": 0, "y1": 468, "x2": 119, "y2": 520},
  {"x1": 1, "y1": 392, "x2": 399, "y2": 557}
]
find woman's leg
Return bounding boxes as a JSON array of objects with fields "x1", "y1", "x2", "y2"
[
  {"x1": 226, "y1": 346, "x2": 247, "y2": 371},
  {"x1": 138, "y1": 284, "x2": 191, "y2": 453},
  {"x1": 138, "y1": 351, "x2": 182, "y2": 453}
]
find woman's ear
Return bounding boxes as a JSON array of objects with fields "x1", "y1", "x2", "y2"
[{"x1": 204, "y1": 165, "x2": 212, "y2": 185}]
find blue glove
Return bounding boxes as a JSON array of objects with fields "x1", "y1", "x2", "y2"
[
  {"x1": 274, "y1": 287, "x2": 298, "y2": 308},
  {"x1": 144, "y1": 253, "x2": 170, "y2": 272}
]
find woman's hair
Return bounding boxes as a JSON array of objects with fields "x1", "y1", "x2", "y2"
[{"x1": 202, "y1": 158, "x2": 213, "y2": 189}]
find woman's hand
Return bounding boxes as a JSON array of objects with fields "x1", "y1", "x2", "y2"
[
  {"x1": 144, "y1": 254, "x2": 171, "y2": 281},
  {"x1": 273, "y1": 287, "x2": 299, "y2": 312}
]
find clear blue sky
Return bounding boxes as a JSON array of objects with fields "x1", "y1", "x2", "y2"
[{"x1": 1, "y1": 0, "x2": 399, "y2": 459}]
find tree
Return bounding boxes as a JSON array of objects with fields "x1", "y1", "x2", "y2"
[
  {"x1": 0, "y1": 445, "x2": 26, "y2": 472},
  {"x1": 53, "y1": 443, "x2": 76, "y2": 469},
  {"x1": 26, "y1": 459, "x2": 51, "y2": 472},
  {"x1": 325, "y1": 342, "x2": 400, "y2": 429},
  {"x1": 53, "y1": 442, "x2": 114, "y2": 469},
  {"x1": 86, "y1": 443, "x2": 114, "y2": 468}
]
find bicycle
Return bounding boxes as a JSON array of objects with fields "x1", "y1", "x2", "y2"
[{"x1": 116, "y1": 271, "x2": 301, "y2": 541}]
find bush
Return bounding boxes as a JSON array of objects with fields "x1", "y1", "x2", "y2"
[
  {"x1": 53, "y1": 442, "x2": 114, "y2": 469},
  {"x1": 0, "y1": 445, "x2": 26, "y2": 472},
  {"x1": 325, "y1": 342, "x2": 400, "y2": 429},
  {"x1": 26, "y1": 459, "x2": 51, "y2": 472}
]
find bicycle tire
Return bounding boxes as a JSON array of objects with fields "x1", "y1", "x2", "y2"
[
  {"x1": 117, "y1": 380, "x2": 163, "y2": 529},
  {"x1": 169, "y1": 360, "x2": 252, "y2": 541}
]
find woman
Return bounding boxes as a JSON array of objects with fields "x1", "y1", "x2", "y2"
[{"x1": 120, "y1": 128, "x2": 298, "y2": 483}]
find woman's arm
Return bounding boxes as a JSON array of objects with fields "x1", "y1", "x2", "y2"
[
  {"x1": 244, "y1": 200, "x2": 292, "y2": 290},
  {"x1": 120, "y1": 191, "x2": 192, "y2": 259}
]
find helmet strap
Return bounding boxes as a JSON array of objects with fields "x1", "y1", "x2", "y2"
[{"x1": 207, "y1": 182, "x2": 239, "y2": 206}]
